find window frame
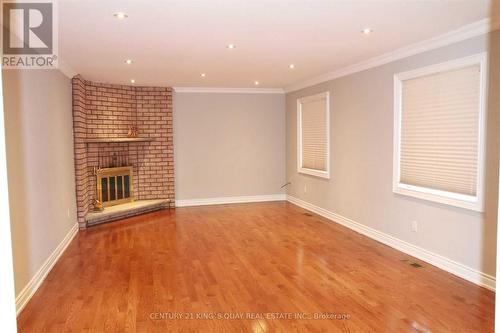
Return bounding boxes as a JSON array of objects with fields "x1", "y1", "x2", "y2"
[
  {"x1": 393, "y1": 53, "x2": 488, "y2": 212},
  {"x1": 297, "y1": 91, "x2": 330, "y2": 179}
]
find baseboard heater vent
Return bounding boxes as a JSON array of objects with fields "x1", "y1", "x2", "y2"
[{"x1": 401, "y1": 259, "x2": 423, "y2": 268}]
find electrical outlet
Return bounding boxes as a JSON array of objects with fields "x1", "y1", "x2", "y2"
[
  {"x1": 67, "y1": 208, "x2": 71, "y2": 219},
  {"x1": 304, "y1": 184, "x2": 307, "y2": 193},
  {"x1": 411, "y1": 220, "x2": 418, "y2": 233}
]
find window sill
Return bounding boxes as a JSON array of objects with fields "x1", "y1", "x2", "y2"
[
  {"x1": 393, "y1": 183, "x2": 483, "y2": 212},
  {"x1": 298, "y1": 167, "x2": 330, "y2": 179}
]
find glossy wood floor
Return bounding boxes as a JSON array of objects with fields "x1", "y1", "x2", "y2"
[{"x1": 17, "y1": 202, "x2": 494, "y2": 332}]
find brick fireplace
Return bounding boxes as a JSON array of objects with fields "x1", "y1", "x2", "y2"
[{"x1": 72, "y1": 75, "x2": 175, "y2": 228}]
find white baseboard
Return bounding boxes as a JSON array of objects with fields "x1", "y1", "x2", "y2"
[
  {"x1": 176, "y1": 194, "x2": 286, "y2": 207},
  {"x1": 15, "y1": 223, "x2": 79, "y2": 315},
  {"x1": 286, "y1": 195, "x2": 496, "y2": 291}
]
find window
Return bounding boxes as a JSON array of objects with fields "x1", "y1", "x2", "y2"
[
  {"x1": 393, "y1": 53, "x2": 487, "y2": 211},
  {"x1": 297, "y1": 92, "x2": 330, "y2": 178}
]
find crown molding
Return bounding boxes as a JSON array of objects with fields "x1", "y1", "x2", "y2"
[
  {"x1": 173, "y1": 87, "x2": 284, "y2": 94},
  {"x1": 58, "y1": 59, "x2": 77, "y2": 79},
  {"x1": 56, "y1": 18, "x2": 498, "y2": 93},
  {"x1": 285, "y1": 18, "x2": 493, "y2": 93}
]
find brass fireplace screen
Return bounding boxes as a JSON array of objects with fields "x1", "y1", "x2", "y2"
[{"x1": 96, "y1": 166, "x2": 134, "y2": 207}]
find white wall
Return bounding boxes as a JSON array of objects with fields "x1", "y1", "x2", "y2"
[
  {"x1": 174, "y1": 92, "x2": 285, "y2": 201},
  {"x1": 286, "y1": 32, "x2": 499, "y2": 279},
  {"x1": 2, "y1": 69, "x2": 78, "y2": 297}
]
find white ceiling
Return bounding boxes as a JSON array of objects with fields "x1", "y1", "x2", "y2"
[{"x1": 59, "y1": 0, "x2": 491, "y2": 89}]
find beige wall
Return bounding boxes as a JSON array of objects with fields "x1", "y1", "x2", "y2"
[
  {"x1": 491, "y1": 0, "x2": 500, "y2": 324},
  {"x1": 2, "y1": 69, "x2": 77, "y2": 296},
  {"x1": 174, "y1": 92, "x2": 285, "y2": 200},
  {"x1": 286, "y1": 32, "x2": 499, "y2": 276}
]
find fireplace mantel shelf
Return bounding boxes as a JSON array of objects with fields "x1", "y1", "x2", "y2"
[{"x1": 84, "y1": 137, "x2": 155, "y2": 143}]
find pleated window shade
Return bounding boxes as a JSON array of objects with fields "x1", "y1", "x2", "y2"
[
  {"x1": 399, "y1": 65, "x2": 481, "y2": 196},
  {"x1": 300, "y1": 97, "x2": 328, "y2": 171}
]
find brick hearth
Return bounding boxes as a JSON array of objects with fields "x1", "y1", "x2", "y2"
[{"x1": 72, "y1": 75, "x2": 174, "y2": 228}]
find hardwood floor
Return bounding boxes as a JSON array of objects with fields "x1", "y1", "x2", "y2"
[{"x1": 17, "y1": 202, "x2": 494, "y2": 332}]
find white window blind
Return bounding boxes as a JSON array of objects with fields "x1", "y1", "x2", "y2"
[
  {"x1": 298, "y1": 92, "x2": 330, "y2": 178},
  {"x1": 394, "y1": 53, "x2": 487, "y2": 211}
]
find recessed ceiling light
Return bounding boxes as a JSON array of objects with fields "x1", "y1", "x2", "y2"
[
  {"x1": 254, "y1": 81, "x2": 259, "y2": 86},
  {"x1": 226, "y1": 44, "x2": 236, "y2": 49},
  {"x1": 200, "y1": 73, "x2": 206, "y2": 77},
  {"x1": 113, "y1": 12, "x2": 128, "y2": 20},
  {"x1": 289, "y1": 64, "x2": 295, "y2": 69},
  {"x1": 125, "y1": 59, "x2": 133, "y2": 64},
  {"x1": 361, "y1": 28, "x2": 373, "y2": 35},
  {"x1": 130, "y1": 79, "x2": 135, "y2": 84}
]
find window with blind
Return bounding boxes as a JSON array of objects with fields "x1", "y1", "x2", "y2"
[
  {"x1": 393, "y1": 53, "x2": 487, "y2": 211},
  {"x1": 297, "y1": 92, "x2": 330, "y2": 178}
]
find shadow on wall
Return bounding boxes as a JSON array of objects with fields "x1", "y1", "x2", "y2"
[
  {"x1": 2, "y1": 69, "x2": 77, "y2": 298},
  {"x1": 2, "y1": 71, "x2": 32, "y2": 296},
  {"x1": 483, "y1": 3, "x2": 500, "y2": 278}
]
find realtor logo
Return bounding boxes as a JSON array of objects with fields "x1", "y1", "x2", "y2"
[{"x1": 2, "y1": 0, "x2": 58, "y2": 68}]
